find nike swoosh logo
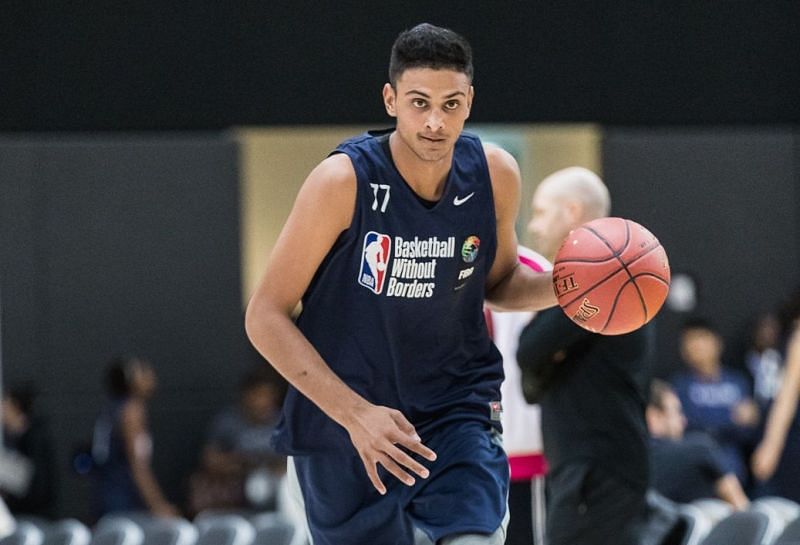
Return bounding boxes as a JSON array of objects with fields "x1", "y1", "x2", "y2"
[{"x1": 453, "y1": 192, "x2": 475, "y2": 206}]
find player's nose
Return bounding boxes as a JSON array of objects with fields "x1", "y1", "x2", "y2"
[{"x1": 425, "y1": 111, "x2": 444, "y2": 131}]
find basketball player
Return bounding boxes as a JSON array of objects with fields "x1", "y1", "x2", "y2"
[
  {"x1": 517, "y1": 167, "x2": 654, "y2": 545},
  {"x1": 245, "y1": 23, "x2": 556, "y2": 545}
]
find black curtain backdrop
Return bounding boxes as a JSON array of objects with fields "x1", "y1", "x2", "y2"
[{"x1": 2, "y1": 1, "x2": 799, "y2": 130}]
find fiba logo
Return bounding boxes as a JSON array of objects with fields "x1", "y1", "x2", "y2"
[{"x1": 461, "y1": 236, "x2": 480, "y2": 263}]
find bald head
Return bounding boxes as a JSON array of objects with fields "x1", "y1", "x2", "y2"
[
  {"x1": 527, "y1": 167, "x2": 611, "y2": 260},
  {"x1": 537, "y1": 167, "x2": 610, "y2": 222}
]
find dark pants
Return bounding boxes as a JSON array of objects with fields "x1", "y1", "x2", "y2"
[
  {"x1": 507, "y1": 481, "x2": 533, "y2": 545},
  {"x1": 546, "y1": 462, "x2": 647, "y2": 545},
  {"x1": 506, "y1": 478, "x2": 547, "y2": 545}
]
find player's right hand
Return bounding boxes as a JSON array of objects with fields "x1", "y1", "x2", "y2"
[{"x1": 345, "y1": 404, "x2": 437, "y2": 495}]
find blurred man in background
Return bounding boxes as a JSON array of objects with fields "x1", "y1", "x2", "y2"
[{"x1": 518, "y1": 167, "x2": 654, "y2": 545}]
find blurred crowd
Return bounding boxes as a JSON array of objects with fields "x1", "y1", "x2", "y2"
[
  {"x1": 648, "y1": 287, "x2": 800, "y2": 510},
  {"x1": 1, "y1": 361, "x2": 288, "y2": 524},
  {"x1": 2, "y1": 288, "x2": 800, "y2": 537}
]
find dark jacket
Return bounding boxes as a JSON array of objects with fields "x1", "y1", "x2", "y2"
[{"x1": 517, "y1": 307, "x2": 653, "y2": 489}]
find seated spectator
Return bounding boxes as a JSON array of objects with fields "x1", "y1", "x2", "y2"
[
  {"x1": 670, "y1": 318, "x2": 759, "y2": 483},
  {"x1": 1, "y1": 384, "x2": 56, "y2": 517},
  {"x1": 648, "y1": 380, "x2": 749, "y2": 509},
  {"x1": 92, "y1": 355, "x2": 179, "y2": 518},
  {"x1": 188, "y1": 366, "x2": 286, "y2": 515},
  {"x1": 745, "y1": 312, "x2": 784, "y2": 411}
]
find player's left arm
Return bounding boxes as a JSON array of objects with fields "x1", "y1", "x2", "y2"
[{"x1": 484, "y1": 144, "x2": 557, "y2": 311}]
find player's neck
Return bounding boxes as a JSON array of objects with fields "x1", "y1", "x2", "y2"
[{"x1": 389, "y1": 132, "x2": 452, "y2": 202}]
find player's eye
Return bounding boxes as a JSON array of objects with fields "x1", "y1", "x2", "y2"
[
  {"x1": 444, "y1": 100, "x2": 460, "y2": 110},
  {"x1": 412, "y1": 98, "x2": 427, "y2": 108}
]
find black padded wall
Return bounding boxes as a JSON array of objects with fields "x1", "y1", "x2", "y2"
[
  {"x1": 0, "y1": 134, "x2": 250, "y2": 518},
  {"x1": 603, "y1": 128, "x2": 800, "y2": 376}
]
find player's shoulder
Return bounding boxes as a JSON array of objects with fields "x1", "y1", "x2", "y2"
[
  {"x1": 481, "y1": 142, "x2": 520, "y2": 178},
  {"x1": 295, "y1": 153, "x2": 357, "y2": 232},
  {"x1": 304, "y1": 152, "x2": 357, "y2": 195},
  {"x1": 481, "y1": 142, "x2": 521, "y2": 204}
]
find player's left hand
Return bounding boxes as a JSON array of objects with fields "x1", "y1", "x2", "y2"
[{"x1": 344, "y1": 403, "x2": 437, "y2": 495}]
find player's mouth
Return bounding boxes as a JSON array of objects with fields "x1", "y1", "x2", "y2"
[{"x1": 419, "y1": 135, "x2": 446, "y2": 144}]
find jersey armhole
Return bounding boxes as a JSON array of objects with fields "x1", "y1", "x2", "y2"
[
  {"x1": 327, "y1": 149, "x2": 362, "y2": 249},
  {"x1": 476, "y1": 140, "x2": 499, "y2": 270}
]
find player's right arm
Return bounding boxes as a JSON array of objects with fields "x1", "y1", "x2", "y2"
[{"x1": 244, "y1": 154, "x2": 435, "y2": 494}]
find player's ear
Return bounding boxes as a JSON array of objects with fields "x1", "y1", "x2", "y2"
[
  {"x1": 383, "y1": 83, "x2": 397, "y2": 118},
  {"x1": 465, "y1": 86, "x2": 474, "y2": 119},
  {"x1": 565, "y1": 200, "x2": 584, "y2": 225}
]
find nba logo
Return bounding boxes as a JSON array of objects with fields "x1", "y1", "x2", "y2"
[{"x1": 358, "y1": 231, "x2": 391, "y2": 294}]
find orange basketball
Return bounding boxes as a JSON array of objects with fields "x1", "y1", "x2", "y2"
[{"x1": 553, "y1": 217, "x2": 671, "y2": 335}]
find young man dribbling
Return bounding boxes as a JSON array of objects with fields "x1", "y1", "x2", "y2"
[{"x1": 245, "y1": 23, "x2": 555, "y2": 545}]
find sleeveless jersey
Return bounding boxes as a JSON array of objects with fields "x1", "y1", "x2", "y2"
[{"x1": 273, "y1": 130, "x2": 503, "y2": 454}]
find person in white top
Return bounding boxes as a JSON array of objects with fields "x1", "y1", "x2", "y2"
[{"x1": 486, "y1": 245, "x2": 550, "y2": 545}]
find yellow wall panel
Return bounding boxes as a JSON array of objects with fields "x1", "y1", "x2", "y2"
[{"x1": 237, "y1": 125, "x2": 601, "y2": 304}]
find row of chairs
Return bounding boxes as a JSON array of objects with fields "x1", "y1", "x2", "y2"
[
  {"x1": 6, "y1": 497, "x2": 799, "y2": 545},
  {"x1": 670, "y1": 496, "x2": 800, "y2": 545},
  {"x1": 0, "y1": 512, "x2": 305, "y2": 545}
]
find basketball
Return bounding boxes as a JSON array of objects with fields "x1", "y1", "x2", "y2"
[{"x1": 552, "y1": 217, "x2": 671, "y2": 335}]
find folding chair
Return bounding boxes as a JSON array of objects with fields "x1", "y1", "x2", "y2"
[
  {"x1": 699, "y1": 511, "x2": 770, "y2": 545},
  {"x1": 677, "y1": 504, "x2": 714, "y2": 545},
  {"x1": 691, "y1": 499, "x2": 734, "y2": 526},
  {"x1": 249, "y1": 514, "x2": 295, "y2": 545},
  {"x1": 0, "y1": 522, "x2": 44, "y2": 545},
  {"x1": 773, "y1": 515, "x2": 800, "y2": 545},
  {"x1": 41, "y1": 520, "x2": 91, "y2": 545},
  {"x1": 90, "y1": 518, "x2": 143, "y2": 545},
  {"x1": 194, "y1": 515, "x2": 253, "y2": 545}
]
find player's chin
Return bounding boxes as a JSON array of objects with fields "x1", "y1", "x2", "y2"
[{"x1": 414, "y1": 143, "x2": 452, "y2": 162}]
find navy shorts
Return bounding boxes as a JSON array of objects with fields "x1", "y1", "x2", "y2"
[{"x1": 293, "y1": 419, "x2": 509, "y2": 545}]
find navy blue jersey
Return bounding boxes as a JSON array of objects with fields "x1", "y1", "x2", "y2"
[{"x1": 273, "y1": 130, "x2": 503, "y2": 454}]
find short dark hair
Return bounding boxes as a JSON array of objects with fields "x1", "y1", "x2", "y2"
[
  {"x1": 680, "y1": 316, "x2": 719, "y2": 336},
  {"x1": 104, "y1": 354, "x2": 149, "y2": 398},
  {"x1": 389, "y1": 23, "x2": 473, "y2": 86}
]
